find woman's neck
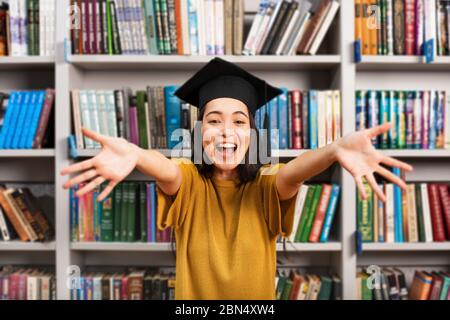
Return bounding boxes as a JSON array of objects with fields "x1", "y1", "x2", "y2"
[{"x1": 213, "y1": 168, "x2": 238, "y2": 181}]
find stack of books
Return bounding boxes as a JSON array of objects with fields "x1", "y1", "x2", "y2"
[
  {"x1": 69, "y1": 0, "x2": 340, "y2": 56},
  {"x1": 276, "y1": 268, "x2": 342, "y2": 300},
  {"x1": 243, "y1": 0, "x2": 340, "y2": 55},
  {"x1": 70, "y1": 181, "x2": 170, "y2": 243},
  {"x1": 71, "y1": 88, "x2": 341, "y2": 151},
  {"x1": 0, "y1": 90, "x2": 55, "y2": 150},
  {"x1": 355, "y1": 0, "x2": 450, "y2": 57},
  {"x1": 70, "y1": 267, "x2": 176, "y2": 300},
  {"x1": 357, "y1": 266, "x2": 450, "y2": 300},
  {"x1": 0, "y1": 184, "x2": 55, "y2": 242},
  {"x1": 0, "y1": 0, "x2": 56, "y2": 57},
  {"x1": 357, "y1": 179, "x2": 450, "y2": 243},
  {"x1": 355, "y1": 90, "x2": 450, "y2": 149},
  {"x1": 278, "y1": 183, "x2": 341, "y2": 244}
]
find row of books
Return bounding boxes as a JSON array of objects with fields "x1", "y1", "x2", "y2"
[
  {"x1": 71, "y1": 87, "x2": 194, "y2": 150},
  {"x1": 0, "y1": 185, "x2": 54, "y2": 242},
  {"x1": 355, "y1": 90, "x2": 450, "y2": 149},
  {"x1": 256, "y1": 90, "x2": 341, "y2": 150},
  {"x1": 357, "y1": 267, "x2": 450, "y2": 300},
  {"x1": 70, "y1": 181, "x2": 171, "y2": 243},
  {"x1": 69, "y1": 0, "x2": 340, "y2": 56},
  {"x1": 70, "y1": 268, "x2": 175, "y2": 300},
  {"x1": 357, "y1": 180, "x2": 450, "y2": 243},
  {"x1": 243, "y1": 0, "x2": 340, "y2": 56},
  {"x1": 287, "y1": 183, "x2": 340, "y2": 243},
  {"x1": 0, "y1": 0, "x2": 55, "y2": 56},
  {"x1": 0, "y1": 266, "x2": 56, "y2": 300},
  {"x1": 275, "y1": 268, "x2": 342, "y2": 300},
  {"x1": 355, "y1": 0, "x2": 450, "y2": 57},
  {"x1": 70, "y1": 0, "x2": 245, "y2": 56},
  {"x1": 0, "y1": 90, "x2": 55, "y2": 149},
  {"x1": 409, "y1": 269, "x2": 450, "y2": 300},
  {"x1": 71, "y1": 88, "x2": 342, "y2": 151}
]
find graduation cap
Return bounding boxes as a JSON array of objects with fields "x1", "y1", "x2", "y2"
[
  {"x1": 174, "y1": 57, "x2": 282, "y2": 157},
  {"x1": 173, "y1": 57, "x2": 283, "y2": 116}
]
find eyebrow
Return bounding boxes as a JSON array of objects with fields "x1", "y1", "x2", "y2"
[{"x1": 205, "y1": 110, "x2": 249, "y2": 118}]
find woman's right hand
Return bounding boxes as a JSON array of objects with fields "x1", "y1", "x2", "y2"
[{"x1": 60, "y1": 127, "x2": 141, "y2": 201}]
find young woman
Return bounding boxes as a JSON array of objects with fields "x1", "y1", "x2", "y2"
[{"x1": 60, "y1": 57, "x2": 412, "y2": 300}]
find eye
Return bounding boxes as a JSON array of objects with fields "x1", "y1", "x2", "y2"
[{"x1": 235, "y1": 120, "x2": 246, "y2": 125}]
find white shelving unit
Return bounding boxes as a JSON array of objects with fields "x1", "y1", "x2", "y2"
[{"x1": 1, "y1": 0, "x2": 449, "y2": 300}]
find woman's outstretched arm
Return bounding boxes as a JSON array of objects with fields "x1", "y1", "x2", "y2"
[
  {"x1": 276, "y1": 122, "x2": 413, "y2": 201},
  {"x1": 60, "y1": 127, "x2": 181, "y2": 201}
]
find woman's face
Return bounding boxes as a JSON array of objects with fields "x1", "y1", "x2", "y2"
[{"x1": 201, "y1": 97, "x2": 251, "y2": 172}]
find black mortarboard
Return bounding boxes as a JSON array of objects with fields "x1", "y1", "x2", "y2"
[{"x1": 173, "y1": 57, "x2": 283, "y2": 116}]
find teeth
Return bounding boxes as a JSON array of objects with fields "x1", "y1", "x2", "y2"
[{"x1": 218, "y1": 143, "x2": 236, "y2": 148}]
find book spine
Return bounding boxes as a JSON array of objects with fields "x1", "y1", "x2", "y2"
[
  {"x1": 309, "y1": 90, "x2": 318, "y2": 149},
  {"x1": 415, "y1": 0, "x2": 424, "y2": 55},
  {"x1": 356, "y1": 90, "x2": 366, "y2": 131},
  {"x1": 437, "y1": 184, "x2": 450, "y2": 240},
  {"x1": 405, "y1": 91, "x2": 415, "y2": 148},
  {"x1": 186, "y1": 0, "x2": 198, "y2": 55},
  {"x1": 393, "y1": 0, "x2": 405, "y2": 54},
  {"x1": 421, "y1": 91, "x2": 430, "y2": 149},
  {"x1": 278, "y1": 88, "x2": 288, "y2": 150},
  {"x1": 427, "y1": 183, "x2": 446, "y2": 241},
  {"x1": 105, "y1": 91, "x2": 118, "y2": 138},
  {"x1": 309, "y1": 184, "x2": 332, "y2": 243},
  {"x1": 320, "y1": 184, "x2": 340, "y2": 243},
  {"x1": 358, "y1": 182, "x2": 373, "y2": 242},
  {"x1": 413, "y1": 90, "x2": 422, "y2": 149},
  {"x1": 397, "y1": 91, "x2": 406, "y2": 149},
  {"x1": 429, "y1": 91, "x2": 437, "y2": 149},
  {"x1": 292, "y1": 90, "x2": 302, "y2": 149},
  {"x1": 404, "y1": 0, "x2": 416, "y2": 55},
  {"x1": 379, "y1": 91, "x2": 389, "y2": 148}
]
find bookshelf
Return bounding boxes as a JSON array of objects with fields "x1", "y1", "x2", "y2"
[{"x1": 0, "y1": 0, "x2": 449, "y2": 300}]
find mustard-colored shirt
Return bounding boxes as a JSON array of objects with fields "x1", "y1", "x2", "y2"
[{"x1": 156, "y1": 158, "x2": 297, "y2": 300}]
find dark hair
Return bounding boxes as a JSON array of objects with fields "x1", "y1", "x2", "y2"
[{"x1": 191, "y1": 105, "x2": 263, "y2": 186}]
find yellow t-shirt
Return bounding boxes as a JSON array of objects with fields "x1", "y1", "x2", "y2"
[{"x1": 156, "y1": 158, "x2": 298, "y2": 300}]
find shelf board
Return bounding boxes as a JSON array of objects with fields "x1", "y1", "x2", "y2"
[
  {"x1": 71, "y1": 241, "x2": 341, "y2": 252},
  {"x1": 75, "y1": 148, "x2": 191, "y2": 158},
  {"x1": 381, "y1": 149, "x2": 450, "y2": 158},
  {"x1": 0, "y1": 149, "x2": 56, "y2": 157},
  {"x1": 0, "y1": 56, "x2": 55, "y2": 70},
  {"x1": 362, "y1": 242, "x2": 450, "y2": 251},
  {"x1": 276, "y1": 242, "x2": 342, "y2": 252},
  {"x1": 0, "y1": 241, "x2": 56, "y2": 251},
  {"x1": 68, "y1": 55, "x2": 342, "y2": 71},
  {"x1": 356, "y1": 55, "x2": 450, "y2": 71},
  {"x1": 71, "y1": 242, "x2": 173, "y2": 251}
]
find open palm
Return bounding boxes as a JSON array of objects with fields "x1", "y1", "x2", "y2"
[
  {"x1": 61, "y1": 127, "x2": 139, "y2": 201},
  {"x1": 335, "y1": 122, "x2": 413, "y2": 202}
]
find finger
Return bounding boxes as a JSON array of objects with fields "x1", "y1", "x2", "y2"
[
  {"x1": 375, "y1": 165, "x2": 408, "y2": 192},
  {"x1": 63, "y1": 169, "x2": 97, "y2": 189},
  {"x1": 60, "y1": 158, "x2": 94, "y2": 175},
  {"x1": 81, "y1": 127, "x2": 106, "y2": 145},
  {"x1": 76, "y1": 176, "x2": 106, "y2": 197},
  {"x1": 97, "y1": 180, "x2": 118, "y2": 202},
  {"x1": 365, "y1": 173, "x2": 386, "y2": 202},
  {"x1": 355, "y1": 175, "x2": 367, "y2": 200},
  {"x1": 381, "y1": 155, "x2": 413, "y2": 171},
  {"x1": 365, "y1": 122, "x2": 392, "y2": 138}
]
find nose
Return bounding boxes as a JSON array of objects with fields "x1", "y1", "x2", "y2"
[{"x1": 220, "y1": 122, "x2": 235, "y2": 138}]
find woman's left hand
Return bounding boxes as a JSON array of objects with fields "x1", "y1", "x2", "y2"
[{"x1": 334, "y1": 122, "x2": 413, "y2": 202}]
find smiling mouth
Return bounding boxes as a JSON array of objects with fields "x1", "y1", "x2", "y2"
[{"x1": 214, "y1": 143, "x2": 238, "y2": 157}]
